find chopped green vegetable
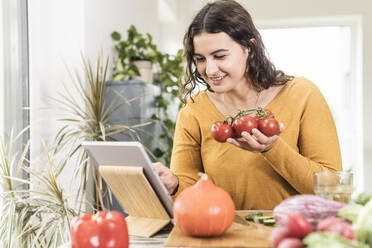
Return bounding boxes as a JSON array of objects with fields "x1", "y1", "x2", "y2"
[
  {"x1": 254, "y1": 216, "x2": 274, "y2": 224},
  {"x1": 245, "y1": 212, "x2": 263, "y2": 221},
  {"x1": 263, "y1": 218, "x2": 276, "y2": 226},
  {"x1": 353, "y1": 193, "x2": 372, "y2": 206},
  {"x1": 303, "y1": 232, "x2": 368, "y2": 248},
  {"x1": 338, "y1": 204, "x2": 364, "y2": 222}
]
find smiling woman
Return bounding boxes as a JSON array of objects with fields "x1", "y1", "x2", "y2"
[{"x1": 154, "y1": 0, "x2": 342, "y2": 210}]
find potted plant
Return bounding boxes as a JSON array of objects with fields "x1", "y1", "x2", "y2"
[
  {"x1": 53, "y1": 54, "x2": 153, "y2": 211},
  {"x1": 110, "y1": 25, "x2": 184, "y2": 166},
  {"x1": 0, "y1": 54, "x2": 155, "y2": 247},
  {"x1": 0, "y1": 131, "x2": 76, "y2": 247},
  {"x1": 111, "y1": 25, "x2": 158, "y2": 83}
]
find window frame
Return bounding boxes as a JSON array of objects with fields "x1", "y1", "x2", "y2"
[{"x1": 1, "y1": 0, "x2": 30, "y2": 181}]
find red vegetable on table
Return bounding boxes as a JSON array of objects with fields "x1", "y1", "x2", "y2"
[{"x1": 70, "y1": 211, "x2": 129, "y2": 248}]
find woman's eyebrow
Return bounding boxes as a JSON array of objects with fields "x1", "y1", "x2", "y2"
[
  {"x1": 194, "y1": 49, "x2": 229, "y2": 57},
  {"x1": 210, "y1": 49, "x2": 229, "y2": 55}
]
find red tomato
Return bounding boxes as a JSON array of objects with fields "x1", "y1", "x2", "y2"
[
  {"x1": 70, "y1": 211, "x2": 129, "y2": 248},
  {"x1": 286, "y1": 214, "x2": 312, "y2": 238},
  {"x1": 258, "y1": 117, "x2": 280, "y2": 137},
  {"x1": 270, "y1": 226, "x2": 290, "y2": 248},
  {"x1": 232, "y1": 116, "x2": 258, "y2": 137},
  {"x1": 211, "y1": 121, "x2": 233, "y2": 142}
]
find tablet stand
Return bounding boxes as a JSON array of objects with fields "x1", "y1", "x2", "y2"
[{"x1": 99, "y1": 165, "x2": 171, "y2": 237}]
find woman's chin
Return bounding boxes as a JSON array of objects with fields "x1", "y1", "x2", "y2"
[{"x1": 210, "y1": 85, "x2": 228, "y2": 94}]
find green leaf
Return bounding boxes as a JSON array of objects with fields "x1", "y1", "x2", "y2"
[{"x1": 111, "y1": 31, "x2": 121, "y2": 41}]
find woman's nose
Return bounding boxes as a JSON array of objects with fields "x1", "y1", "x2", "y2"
[{"x1": 205, "y1": 59, "x2": 219, "y2": 76}]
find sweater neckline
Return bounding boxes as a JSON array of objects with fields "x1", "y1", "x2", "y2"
[{"x1": 203, "y1": 81, "x2": 293, "y2": 120}]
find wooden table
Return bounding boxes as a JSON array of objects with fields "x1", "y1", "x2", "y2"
[{"x1": 130, "y1": 210, "x2": 273, "y2": 248}]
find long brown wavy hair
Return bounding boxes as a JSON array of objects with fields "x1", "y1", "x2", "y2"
[{"x1": 181, "y1": 0, "x2": 293, "y2": 103}]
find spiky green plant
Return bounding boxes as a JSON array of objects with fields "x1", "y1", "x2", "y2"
[
  {"x1": 52, "y1": 54, "x2": 152, "y2": 212},
  {"x1": 0, "y1": 131, "x2": 76, "y2": 248}
]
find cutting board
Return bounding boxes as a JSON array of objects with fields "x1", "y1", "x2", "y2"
[{"x1": 164, "y1": 211, "x2": 273, "y2": 247}]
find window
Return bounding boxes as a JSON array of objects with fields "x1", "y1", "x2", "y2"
[{"x1": 0, "y1": 0, "x2": 29, "y2": 176}]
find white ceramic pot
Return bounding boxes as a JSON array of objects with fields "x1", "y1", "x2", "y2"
[{"x1": 132, "y1": 60, "x2": 153, "y2": 83}]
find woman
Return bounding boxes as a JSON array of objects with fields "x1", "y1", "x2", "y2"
[{"x1": 154, "y1": 0, "x2": 342, "y2": 209}]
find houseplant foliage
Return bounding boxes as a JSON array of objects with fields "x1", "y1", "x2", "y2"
[
  {"x1": 151, "y1": 49, "x2": 183, "y2": 165},
  {"x1": 0, "y1": 131, "x2": 76, "y2": 248},
  {"x1": 111, "y1": 25, "x2": 157, "y2": 81},
  {"x1": 111, "y1": 25, "x2": 184, "y2": 165},
  {"x1": 53, "y1": 54, "x2": 152, "y2": 211},
  {"x1": 0, "y1": 54, "x2": 151, "y2": 247}
]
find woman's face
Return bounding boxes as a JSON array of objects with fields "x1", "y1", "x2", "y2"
[{"x1": 193, "y1": 31, "x2": 250, "y2": 94}]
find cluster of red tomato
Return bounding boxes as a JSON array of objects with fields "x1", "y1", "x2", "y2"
[
  {"x1": 211, "y1": 108, "x2": 280, "y2": 143},
  {"x1": 270, "y1": 213, "x2": 356, "y2": 248}
]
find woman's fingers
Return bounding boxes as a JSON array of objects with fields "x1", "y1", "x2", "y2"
[
  {"x1": 241, "y1": 131, "x2": 266, "y2": 151},
  {"x1": 152, "y1": 162, "x2": 165, "y2": 175},
  {"x1": 250, "y1": 129, "x2": 270, "y2": 144},
  {"x1": 152, "y1": 162, "x2": 179, "y2": 194},
  {"x1": 227, "y1": 123, "x2": 285, "y2": 152},
  {"x1": 279, "y1": 123, "x2": 285, "y2": 134},
  {"x1": 226, "y1": 137, "x2": 242, "y2": 147}
]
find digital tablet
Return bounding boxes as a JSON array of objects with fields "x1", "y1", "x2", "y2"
[{"x1": 82, "y1": 141, "x2": 173, "y2": 218}]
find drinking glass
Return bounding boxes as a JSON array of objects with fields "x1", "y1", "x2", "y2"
[{"x1": 314, "y1": 171, "x2": 353, "y2": 203}]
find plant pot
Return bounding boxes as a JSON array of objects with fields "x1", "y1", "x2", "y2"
[{"x1": 132, "y1": 60, "x2": 153, "y2": 83}]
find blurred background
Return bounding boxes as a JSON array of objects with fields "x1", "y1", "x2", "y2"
[{"x1": 1, "y1": 0, "x2": 371, "y2": 198}]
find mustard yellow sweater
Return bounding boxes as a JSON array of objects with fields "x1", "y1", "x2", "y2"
[{"x1": 170, "y1": 77, "x2": 342, "y2": 210}]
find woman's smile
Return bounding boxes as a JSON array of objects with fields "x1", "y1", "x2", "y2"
[{"x1": 208, "y1": 74, "x2": 228, "y2": 85}]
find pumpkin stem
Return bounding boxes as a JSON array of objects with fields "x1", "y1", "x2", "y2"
[{"x1": 198, "y1": 172, "x2": 208, "y2": 181}]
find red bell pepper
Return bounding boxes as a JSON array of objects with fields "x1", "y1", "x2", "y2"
[{"x1": 70, "y1": 211, "x2": 129, "y2": 248}]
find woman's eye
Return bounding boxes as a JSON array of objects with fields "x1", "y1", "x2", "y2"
[
  {"x1": 215, "y1": 55, "x2": 226, "y2": 59},
  {"x1": 195, "y1": 57, "x2": 205, "y2": 62}
]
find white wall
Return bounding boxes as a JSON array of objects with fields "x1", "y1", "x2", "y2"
[
  {"x1": 83, "y1": 0, "x2": 159, "y2": 64},
  {"x1": 174, "y1": 0, "x2": 372, "y2": 193}
]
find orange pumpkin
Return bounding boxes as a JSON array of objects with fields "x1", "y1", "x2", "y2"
[{"x1": 173, "y1": 173, "x2": 235, "y2": 237}]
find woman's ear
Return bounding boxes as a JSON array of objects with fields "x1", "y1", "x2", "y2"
[{"x1": 250, "y1": 38, "x2": 256, "y2": 45}]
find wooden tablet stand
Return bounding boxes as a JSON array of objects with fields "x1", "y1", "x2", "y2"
[{"x1": 99, "y1": 165, "x2": 171, "y2": 237}]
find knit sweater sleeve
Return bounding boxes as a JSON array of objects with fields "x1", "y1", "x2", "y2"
[
  {"x1": 170, "y1": 105, "x2": 203, "y2": 199},
  {"x1": 261, "y1": 79, "x2": 342, "y2": 194}
]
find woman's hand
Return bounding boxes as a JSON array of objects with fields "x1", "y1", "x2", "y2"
[
  {"x1": 226, "y1": 123, "x2": 285, "y2": 152},
  {"x1": 153, "y1": 162, "x2": 179, "y2": 195}
]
